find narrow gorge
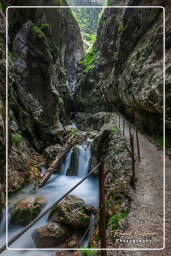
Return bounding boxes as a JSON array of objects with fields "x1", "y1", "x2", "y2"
[{"x1": 0, "y1": 0, "x2": 170, "y2": 256}]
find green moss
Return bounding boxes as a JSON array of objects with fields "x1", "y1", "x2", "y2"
[
  {"x1": 71, "y1": 128, "x2": 80, "y2": 134},
  {"x1": 11, "y1": 132, "x2": 23, "y2": 146},
  {"x1": 11, "y1": 206, "x2": 41, "y2": 225},
  {"x1": 107, "y1": 211, "x2": 128, "y2": 230}
]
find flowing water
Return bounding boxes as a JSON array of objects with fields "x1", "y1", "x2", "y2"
[{"x1": 0, "y1": 136, "x2": 99, "y2": 255}]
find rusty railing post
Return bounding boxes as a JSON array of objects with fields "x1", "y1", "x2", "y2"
[
  {"x1": 129, "y1": 124, "x2": 131, "y2": 141},
  {"x1": 136, "y1": 128, "x2": 140, "y2": 161},
  {"x1": 130, "y1": 135, "x2": 136, "y2": 190},
  {"x1": 123, "y1": 119, "x2": 125, "y2": 135},
  {"x1": 99, "y1": 160, "x2": 107, "y2": 255}
]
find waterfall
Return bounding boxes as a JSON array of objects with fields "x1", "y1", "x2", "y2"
[
  {"x1": 60, "y1": 148, "x2": 73, "y2": 175},
  {"x1": 61, "y1": 139, "x2": 92, "y2": 177},
  {"x1": 76, "y1": 139, "x2": 92, "y2": 177}
]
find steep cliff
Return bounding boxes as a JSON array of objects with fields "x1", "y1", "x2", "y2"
[
  {"x1": 0, "y1": 9, "x2": 5, "y2": 210},
  {"x1": 0, "y1": 0, "x2": 84, "y2": 200},
  {"x1": 8, "y1": 0, "x2": 83, "y2": 151},
  {"x1": 75, "y1": 0, "x2": 170, "y2": 138}
]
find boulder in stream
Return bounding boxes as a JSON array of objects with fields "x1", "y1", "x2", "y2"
[
  {"x1": 49, "y1": 195, "x2": 96, "y2": 230},
  {"x1": 11, "y1": 196, "x2": 47, "y2": 226},
  {"x1": 33, "y1": 222, "x2": 71, "y2": 248}
]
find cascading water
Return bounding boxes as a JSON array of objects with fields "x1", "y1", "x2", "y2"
[{"x1": 0, "y1": 131, "x2": 98, "y2": 255}]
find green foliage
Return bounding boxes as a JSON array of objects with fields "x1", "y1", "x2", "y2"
[
  {"x1": 71, "y1": 128, "x2": 80, "y2": 134},
  {"x1": 59, "y1": 0, "x2": 66, "y2": 6},
  {"x1": 118, "y1": 23, "x2": 125, "y2": 32},
  {"x1": 58, "y1": 97, "x2": 64, "y2": 104},
  {"x1": 79, "y1": 248, "x2": 96, "y2": 256},
  {"x1": 59, "y1": 67, "x2": 66, "y2": 76},
  {"x1": 107, "y1": 211, "x2": 128, "y2": 230},
  {"x1": 79, "y1": 48, "x2": 98, "y2": 72},
  {"x1": 8, "y1": 51, "x2": 13, "y2": 63},
  {"x1": 0, "y1": 2, "x2": 3, "y2": 9},
  {"x1": 70, "y1": 6, "x2": 101, "y2": 48},
  {"x1": 11, "y1": 133, "x2": 23, "y2": 146},
  {"x1": 154, "y1": 136, "x2": 169, "y2": 149},
  {"x1": 88, "y1": 33, "x2": 97, "y2": 44},
  {"x1": 41, "y1": 23, "x2": 49, "y2": 27},
  {"x1": 104, "y1": 123, "x2": 120, "y2": 134},
  {"x1": 32, "y1": 26, "x2": 45, "y2": 38}
]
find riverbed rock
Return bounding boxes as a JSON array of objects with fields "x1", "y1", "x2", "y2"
[
  {"x1": 11, "y1": 196, "x2": 47, "y2": 226},
  {"x1": 33, "y1": 222, "x2": 71, "y2": 248},
  {"x1": 49, "y1": 195, "x2": 96, "y2": 230}
]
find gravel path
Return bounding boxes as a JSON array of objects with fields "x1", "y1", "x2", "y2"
[{"x1": 107, "y1": 115, "x2": 171, "y2": 255}]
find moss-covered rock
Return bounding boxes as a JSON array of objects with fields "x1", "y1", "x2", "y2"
[
  {"x1": 11, "y1": 196, "x2": 47, "y2": 226},
  {"x1": 49, "y1": 195, "x2": 96, "y2": 230}
]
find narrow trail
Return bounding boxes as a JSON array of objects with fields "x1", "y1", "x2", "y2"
[{"x1": 108, "y1": 116, "x2": 171, "y2": 255}]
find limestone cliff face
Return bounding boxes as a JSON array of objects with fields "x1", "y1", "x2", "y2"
[
  {"x1": 0, "y1": 9, "x2": 5, "y2": 208},
  {"x1": 0, "y1": 1, "x2": 84, "y2": 199},
  {"x1": 7, "y1": 0, "x2": 84, "y2": 151},
  {"x1": 75, "y1": 0, "x2": 170, "y2": 137}
]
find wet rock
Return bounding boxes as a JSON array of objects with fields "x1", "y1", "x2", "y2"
[
  {"x1": 59, "y1": 234, "x2": 80, "y2": 249},
  {"x1": 66, "y1": 146, "x2": 79, "y2": 176},
  {"x1": 74, "y1": 112, "x2": 116, "y2": 131},
  {"x1": 11, "y1": 196, "x2": 47, "y2": 226},
  {"x1": 34, "y1": 222, "x2": 71, "y2": 248},
  {"x1": 49, "y1": 195, "x2": 95, "y2": 230},
  {"x1": 43, "y1": 144, "x2": 63, "y2": 162}
]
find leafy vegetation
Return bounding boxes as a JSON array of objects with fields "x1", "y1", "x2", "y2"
[
  {"x1": 154, "y1": 136, "x2": 169, "y2": 149},
  {"x1": 32, "y1": 26, "x2": 45, "y2": 39},
  {"x1": 107, "y1": 211, "x2": 128, "y2": 230},
  {"x1": 11, "y1": 133, "x2": 23, "y2": 146},
  {"x1": 59, "y1": 67, "x2": 66, "y2": 76},
  {"x1": 69, "y1": 1, "x2": 103, "y2": 48},
  {"x1": 8, "y1": 51, "x2": 14, "y2": 63},
  {"x1": 104, "y1": 122, "x2": 120, "y2": 134},
  {"x1": 118, "y1": 23, "x2": 125, "y2": 32},
  {"x1": 0, "y1": 1, "x2": 3, "y2": 9},
  {"x1": 79, "y1": 247, "x2": 96, "y2": 256},
  {"x1": 41, "y1": 23, "x2": 49, "y2": 27},
  {"x1": 58, "y1": 97, "x2": 64, "y2": 104},
  {"x1": 79, "y1": 47, "x2": 98, "y2": 72},
  {"x1": 71, "y1": 128, "x2": 80, "y2": 134}
]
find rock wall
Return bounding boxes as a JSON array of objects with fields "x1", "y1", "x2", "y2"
[
  {"x1": 7, "y1": 0, "x2": 83, "y2": 151},
  {"x1": 75, "y1": 0, "x2": 170, "y2": 137},
  {"x1": 0, "y1": 9, "x2": 6, "y2": 210},
  {"x1": 0, "y1": 1, "x2": 84, "y2": 202}
]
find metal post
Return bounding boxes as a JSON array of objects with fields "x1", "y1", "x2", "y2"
[
  {"x1": 123, "y1": 119, "x2": 125, "y2": 135},
  {"x1": 99, "y1": 161, "x2": 107, "y2": 255},
  {"x1": 130, "y1": 135, "x2": 136, "y2": 190},
  {"x1": 136, "y1": 128, "x2": 140, "y2": 161},
  {"x1": 129, "y1": 124, "x2": 131, "y2": 140}
]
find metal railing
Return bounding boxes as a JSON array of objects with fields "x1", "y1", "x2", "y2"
[{"x1": 0, "y1": 112, "x2": 142, "y2": 254}]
